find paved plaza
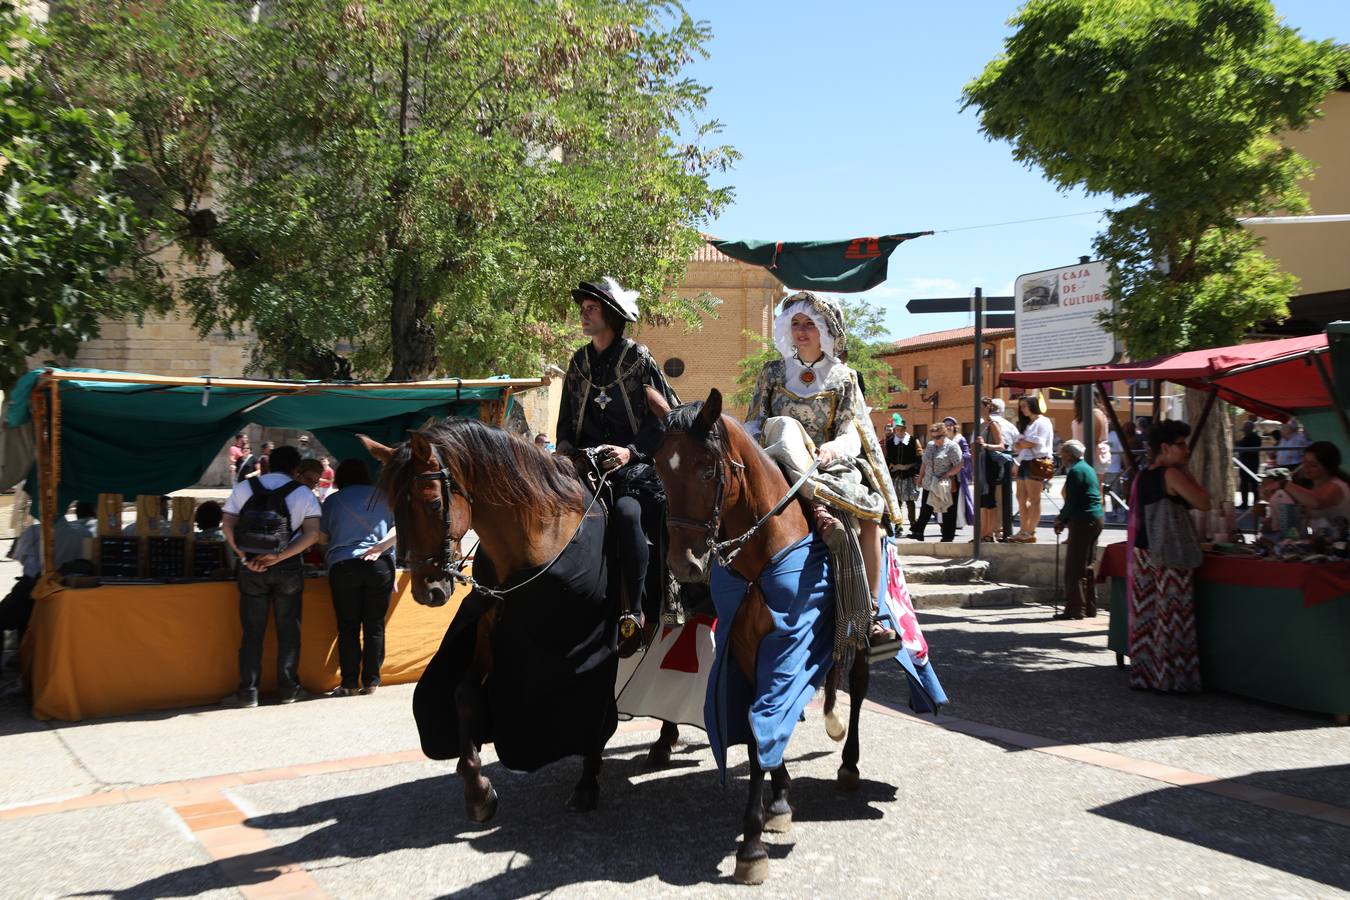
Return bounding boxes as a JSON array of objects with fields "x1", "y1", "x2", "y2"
[{"x1": 2, "y1": 599, "x2": 1347, "y2": 899}]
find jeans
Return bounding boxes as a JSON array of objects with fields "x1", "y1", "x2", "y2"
[
  {"x1": 913, "y1": 490, "x2": 957, "y2": 541},
  {"x1": 237, "y1": 561, "x2": 304, "y2": 698},
  {"x1": 329, "y1": 555, "x2": 395, "y2": 689}
]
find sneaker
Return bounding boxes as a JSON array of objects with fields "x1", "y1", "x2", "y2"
[
  {"x1": 328, "y1": 686, "x2": 357, "y2": 698},
  {"x1": 221, "y1": 690, "x2": 258, "y2": 709},
  {"x1": 277, "y1": 688, "x2": 307, "y2": 705},
  {"x1": 359, "y1": 684, "x2": 379, "y2": 696}
]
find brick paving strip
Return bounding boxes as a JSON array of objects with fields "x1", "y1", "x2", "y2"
[{"x1": 2, "y1": 704, "x2": 1347, "y2": 895}]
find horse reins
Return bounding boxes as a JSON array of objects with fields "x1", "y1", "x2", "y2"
[
  {"x1": 665, "y1": 421, "x2": 821, "y2": 568},
  {"x1": 411, "y1": 441, "x2": 610, "y2": 601}
]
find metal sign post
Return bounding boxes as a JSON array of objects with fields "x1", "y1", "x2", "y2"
[
  {"x1": 906, "y1": 292, "x2": 1009, "y2": 560},
  {"x1": 972, "y1": 288, "x2": 984, "y2": 561}
]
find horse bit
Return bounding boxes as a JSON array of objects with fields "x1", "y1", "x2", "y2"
[{"x1": 665, "y1": 422, "x2": 821, "y2": 568}]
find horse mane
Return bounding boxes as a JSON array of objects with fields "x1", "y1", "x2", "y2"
[
  {"x1": 665, "y1": 401, "x2": 786, "y2": 489},
  {"x1": 377, "y1": 417, "x2": 585, "y2": 518},
  {"x1": 665, "y1": 400, "x2": 730, "y2": 455}
]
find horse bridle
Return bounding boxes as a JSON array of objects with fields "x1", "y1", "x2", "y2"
[
  {"x1": 409, "y1": 440, "x2": 471, "y2": 585},
  {"x1": 665, "y1": 421, "x2": 820, "y2": 568},
  {"x1": 407, "y1": 438, "x2": 610, "y2": 601}
]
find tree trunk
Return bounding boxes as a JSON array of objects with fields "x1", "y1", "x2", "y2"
[
  {"x1": 1185, "y1": 386, "x2": 1235, "y2": 537},
  {"x1": 388, "y1": 265, "x2": 437, "y2": 381}
]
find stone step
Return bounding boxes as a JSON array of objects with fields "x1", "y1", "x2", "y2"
[
  {"x1": 903, "y1": 556, "x2": 991, "y2": 584},
  {"x1": 907, "y1": 580, "x2": 1040, "y2": 610}
]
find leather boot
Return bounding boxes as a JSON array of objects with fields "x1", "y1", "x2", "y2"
[{"x1": 811, "y1": 503, "x2": 847, "y2": 553}]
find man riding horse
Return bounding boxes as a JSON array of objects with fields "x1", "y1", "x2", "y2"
[{"x1": 555, "y1": 278, "x2": 679, "y2": 648}]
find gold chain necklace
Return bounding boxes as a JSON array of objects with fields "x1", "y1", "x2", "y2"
[{"x1": 580, "y1": 346, "x2": 641, "y2": 410}]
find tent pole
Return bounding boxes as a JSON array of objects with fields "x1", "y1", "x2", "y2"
[
  {"x1": 1309, "y1": 351, "x2": 1350, "y2": 446},
  {"x1": 32, "y1": 376, "x2": 57, "y2": 578},
  {"x1": 1097, "y1": 382, "x2": 1138, "y2": 475},
  {"x1": 1152, "y1": 380, "x2": 1163, "y2": 423}
]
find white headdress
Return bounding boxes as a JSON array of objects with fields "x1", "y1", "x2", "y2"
[{"x1": 772, "y1": 291, "x2": 846, "y2": 361}]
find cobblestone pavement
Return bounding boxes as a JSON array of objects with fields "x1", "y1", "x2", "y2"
[{"x1": 2, "y1": 596, "x2": 1347, "y2": 899}]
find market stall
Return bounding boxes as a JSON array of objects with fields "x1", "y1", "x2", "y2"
[
  {"x1": 1002, "y1": 326, "x2": 1350, "y2": 719},
  {"x1": 7, "y1": 368, "x2": 547, "y2": 721}
]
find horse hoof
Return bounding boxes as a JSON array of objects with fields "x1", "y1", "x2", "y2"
[
  {"x1": 645, "y1": 741, "x2": 673, "y2": 769},
  {"x1": 823, "y1": 709, "x2": 846, "y2": 742},
  {"x1": 734, "y1": 855, "x2": 769, "y2": 885},
  {"x1": 467, "y1": 785, "x2": 498, "y2": 823},
  {"x1": 835, "y1": 766, "x2": 860, "y2": 793},
  {"x1": 566, "y1": 787, "x2": 599, "y2": 812},
  {"x1": 763, "y1": 811, "x2": 793, "y2": 833}
]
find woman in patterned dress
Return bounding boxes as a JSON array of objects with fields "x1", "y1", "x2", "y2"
[
  {"x1": 1128, "y1": 419, "x2": 1210, "y2": 692},
  {"x1": 745, "y1": 292, "x2": 901, "y2": 643}
]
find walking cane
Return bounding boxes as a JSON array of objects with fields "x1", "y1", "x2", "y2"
[{"x1": 1053, "y1": 529, "x2": 1062, "y2": 615}]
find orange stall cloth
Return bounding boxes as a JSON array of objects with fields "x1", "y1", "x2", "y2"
[{"x1": 20, "y1": 570, "x2": 467, "y2": 722}]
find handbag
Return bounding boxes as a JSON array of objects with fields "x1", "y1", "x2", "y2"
[
  {"x1": 1029, "y1": 457, "x2": 1056, "y2": 481},
  {"x1": 1145, "y1": 497, "x2": 1203, "y2": 569}
]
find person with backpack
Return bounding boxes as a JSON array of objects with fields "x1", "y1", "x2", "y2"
[{"x1": 219, "y1": 444, "x2": 322, "y2": 707}]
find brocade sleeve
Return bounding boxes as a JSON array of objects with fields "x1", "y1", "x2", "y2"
[{"x1": 744, "y1": 364, "x2": 774, "y2": 442}]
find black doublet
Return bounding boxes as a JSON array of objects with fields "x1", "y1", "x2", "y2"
[
  {"x1": 557, "y1": 336, "x2": 678, "y2": 624},
  {"x1": 557, "y1": 337, "x2": 675, "y2": 461}
]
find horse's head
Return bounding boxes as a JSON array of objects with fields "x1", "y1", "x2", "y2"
[
  {"x1": 361, "y1": 430, "x2": 470, "y2": 607},
  {"x1": 648, "y1": 387, "x2": 741, "y2": 583}
]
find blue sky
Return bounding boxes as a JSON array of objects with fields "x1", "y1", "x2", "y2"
[{"x1": 678, "y1": 0, "x2": 1345, "y2": 341}]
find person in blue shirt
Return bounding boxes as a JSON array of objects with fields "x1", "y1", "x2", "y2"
[{"x1": 319, "y1": 458, "x2": 398, "y2": 696}]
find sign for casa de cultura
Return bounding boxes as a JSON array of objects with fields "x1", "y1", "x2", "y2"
[{"x1": 1013, "y1": 261, "x2": 1116, "y2": 371}]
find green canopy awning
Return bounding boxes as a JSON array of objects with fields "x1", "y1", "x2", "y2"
[
  {"x1": 710, "y1": 232, "x2": 933, "y2": 292},
  {"x1": 8, "y1": 368, "x2": 545, "y2": 514}
]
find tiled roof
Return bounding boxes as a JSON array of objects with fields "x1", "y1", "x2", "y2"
[
  {"x1": 689, "y1": 240, "x2": 737, "y2": 263},
  {"x1": 885, "y1": 326, "x2": 1014, "y2": 354}
]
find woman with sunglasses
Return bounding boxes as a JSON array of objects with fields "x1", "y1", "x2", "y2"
[{"x1": 1128, "y1": 419, "x2": 1210, "y2": 692}]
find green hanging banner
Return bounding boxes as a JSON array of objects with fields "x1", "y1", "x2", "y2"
[{"x1": 710, "y1": 231, "x2": 933, "y2": 292}]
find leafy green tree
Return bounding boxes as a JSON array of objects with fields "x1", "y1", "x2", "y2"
[
  {"x1": 48, "y1": 0, "x2": 734, "y2": 380},
  {"x1": 962, "y1": 0, "x2": 1346, "y2": 508},
  {"x1": 962, "y1": 0, "x2": 1345, "y2": 359},
  {"x1": 732, "y1": 294, "x2": 903, "y2": 413},
  {"x1": 0, "y1": 2, "x2": 166, "y2": 391}
]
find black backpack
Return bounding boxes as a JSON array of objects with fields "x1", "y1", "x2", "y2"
[
  {"x1": 235, "y1": 479, "x2": 304, "y2": 555},
  {"x1": 235, "y1": 453, "x2": 260, "y2": 483}
]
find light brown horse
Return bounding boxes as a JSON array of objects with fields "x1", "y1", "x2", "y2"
[
  {"x1": 361, "y1": 420, "x2": 618, "y2": 820},
  {"x1": 647, "y1": 387, "x2": 871, "y2": 886}
]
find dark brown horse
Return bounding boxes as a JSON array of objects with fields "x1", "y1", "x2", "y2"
[
  {"x1": 647, "y1": 387, "x2": 871, "y2": 886},
  {"x1": 362, "y1": 420, "x2": 619, "y2": 820}
]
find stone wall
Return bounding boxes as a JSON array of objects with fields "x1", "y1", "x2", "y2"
[{"x1": 631, "y1": 250, "x2": 782, "y2": 418}]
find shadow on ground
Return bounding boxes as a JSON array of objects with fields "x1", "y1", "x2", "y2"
[
  {"x1": 874, "y1": 607, "x2": 1338, "y2": 744},
  {"x1": 78, "y1": 746, "x2": 894, "y2": 898},
  {"x1": 1089, "y1": 764, "x2": 1350, "y2": 891}
]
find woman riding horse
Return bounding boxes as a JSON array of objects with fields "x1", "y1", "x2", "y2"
[{"x1": 745, "y1": 291, "x2": 902, "y2": 647}]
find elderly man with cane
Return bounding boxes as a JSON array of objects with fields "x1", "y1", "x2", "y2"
[{"x1": 1052, "y1": 439, "x2": 1104, "y2": 620}]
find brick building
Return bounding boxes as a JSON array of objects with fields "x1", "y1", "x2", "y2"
[
  {"x1": 630, "y1": 243, "x2": 782, "y2": 415},
  {"x1": 878, "y1": 327, "x2": 1016, "y2": 440},
  {"x1": 879, "y1": 326, "x2": 1141, "y2": 442}
]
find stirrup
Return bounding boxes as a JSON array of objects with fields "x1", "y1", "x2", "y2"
[{"x1": 866, "y1": 619, "x2": 902, "y2": 663}]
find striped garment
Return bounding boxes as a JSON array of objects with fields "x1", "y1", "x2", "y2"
[{"x1": 1128, "y1": 547, "x2": 1201, "y2": 692}]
